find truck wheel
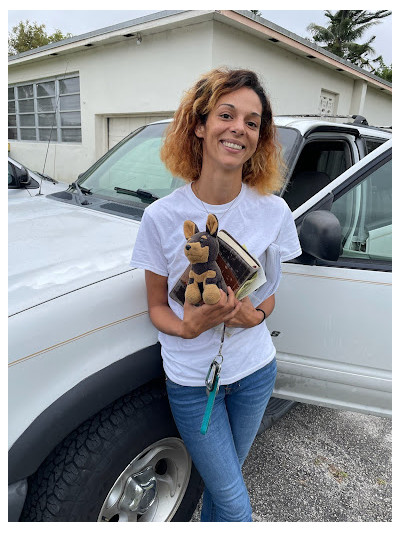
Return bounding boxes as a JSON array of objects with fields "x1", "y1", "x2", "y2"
[
  {"x1": 257, "y1": 397, "x2": 297, "y2": 435},
  {"x1": 20, "y1": 380, "x2": 203, "y2": 522}
]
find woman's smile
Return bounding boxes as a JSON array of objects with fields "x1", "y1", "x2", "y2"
[{"x1": 220, "y1": 140, "x2": 245, "y2": 152}]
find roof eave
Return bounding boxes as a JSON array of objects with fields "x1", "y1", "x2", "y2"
[{"x1": 7, "y1": 10, "x2": 212, "y2": 64}]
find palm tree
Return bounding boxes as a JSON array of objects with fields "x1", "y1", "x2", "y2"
[
  {"x1": 307, "y1": 10, "x2": 391, "y2": 69},
  {"x1": 373, "y1": 56, "x2": 392, "y2": 82}
]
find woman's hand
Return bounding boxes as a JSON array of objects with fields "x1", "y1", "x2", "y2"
[
  {"x1": 180, "y1": 286, "x2": 242, "y2": 339},
  {"x1": 145, "y1": 271, "x2": 272, "y2": 340},
  {"x1": 223, "y1": 296, "x2": 262, "y2": 329},
  {"x1": 224, "y1": 294, "x2": 276, "y2": 329}
]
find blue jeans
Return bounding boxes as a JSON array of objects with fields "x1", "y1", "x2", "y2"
[{"x1": 166, "y1": 358, "x2": 277, "y2": 522}]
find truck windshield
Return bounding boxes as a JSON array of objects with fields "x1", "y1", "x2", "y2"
[{"x1": 79, "y1": 122, "x2": 299, "y2": 204}]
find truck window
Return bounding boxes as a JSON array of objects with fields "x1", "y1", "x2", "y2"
[
  {"x1": 363, "y1": 137, "x2": 388, "y2": 155},
  {"x1": 331, "y1": 158, "x2": 392, "y2": 262},
  {"x1": 80, "y1": 123, "x2": 185, "y2": 203},
  {"x1": 283, "y1": 140, "x2": 351, "y2": 211}
]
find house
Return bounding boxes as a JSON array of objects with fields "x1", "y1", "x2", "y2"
[{"x1": 8, "y1": 10, "x2": 392, "y2": 183}]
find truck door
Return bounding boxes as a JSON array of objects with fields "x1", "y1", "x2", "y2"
[{"x1": 269, "y1": 141, "x2": 392, "y2": 417}]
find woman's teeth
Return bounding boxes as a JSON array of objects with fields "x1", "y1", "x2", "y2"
[{"x1": 222, "y1": 141, "x2": 244, "y2": 150}]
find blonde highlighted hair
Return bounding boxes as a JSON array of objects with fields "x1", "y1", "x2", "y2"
[{"x1": 160, "y1": 67, "x2": 285, "y2": 195}]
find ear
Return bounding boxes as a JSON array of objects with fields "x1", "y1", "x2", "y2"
[
  {"x1": 195, "y1": 122, "x2": 205, "y2": 139},
  {"x1": 206, "y1": 214, "x2": 218, "y2": 237},
  {"x1": 183, "y1": 220, "x2": 199, "y2": 239}
]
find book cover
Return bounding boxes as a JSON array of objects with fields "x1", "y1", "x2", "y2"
[{"x1": 169, "y1": 230, "x2": 266, "y2": 306}]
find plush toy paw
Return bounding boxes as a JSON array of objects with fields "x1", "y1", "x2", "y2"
[
  {"x1": 185, "y1": 283, "x2": 202, "y2": 305},
  {"x1": 203, "y1": 284, "x2": 221, "y2": 305}
]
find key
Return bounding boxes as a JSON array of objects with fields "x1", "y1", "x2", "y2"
[{"x1": 205, "y1": 360, "x2": 221, "y2": 396}]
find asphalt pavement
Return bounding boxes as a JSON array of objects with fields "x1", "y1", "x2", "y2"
[{"x1": 191, "y1": 402, "x2": 392, "y2": 522}]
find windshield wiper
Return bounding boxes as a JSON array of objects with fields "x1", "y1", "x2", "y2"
[
  {"x1": 114, "y1": 186, "x2": 159, "y2": 202},
  {"x1": 77, "y1": 184, "x2": 92, "y2": 195},
  {"x1": 71, "y1": 182, "x2": 92, "y2": 205}
]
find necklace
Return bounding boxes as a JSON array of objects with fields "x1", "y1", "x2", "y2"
[{"x1": 192, "y1": 182, "x2": 242, "y2": 223}]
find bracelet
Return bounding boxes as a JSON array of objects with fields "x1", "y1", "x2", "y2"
[{"x1": 255, "y1": 308, "x2": 266, "y2": 325}]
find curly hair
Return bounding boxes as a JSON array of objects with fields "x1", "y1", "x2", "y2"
[{"x1": 160, "y1": 67, "x2": 285, "y2": 195}]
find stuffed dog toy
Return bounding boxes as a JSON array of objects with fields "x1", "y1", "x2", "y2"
[{"x1": 183, "y1": 213, "x2": 227, "y2": 305}]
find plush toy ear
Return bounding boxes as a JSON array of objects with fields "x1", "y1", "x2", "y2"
[
  {"x1": 183, "y1": 220, "x2": 199, "y2": 239},
  {"x1": 206, "y1": 214, "x2": 219, "y2": 237}
]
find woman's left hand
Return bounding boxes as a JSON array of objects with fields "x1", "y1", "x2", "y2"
[{"x1": 224, "y1": 296, "x2": 262, "y2": 328}]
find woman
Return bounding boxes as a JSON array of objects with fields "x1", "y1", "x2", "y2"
[{"x1": 130, "y1": 68, "x2": 301, "y2": 522}]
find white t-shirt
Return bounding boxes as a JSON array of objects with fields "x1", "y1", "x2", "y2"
[{"x1": 130, "y1": 182, "x2": 301, "y2": 386}]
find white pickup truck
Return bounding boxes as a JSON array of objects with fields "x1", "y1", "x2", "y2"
[{"x1": 8, "y1": 116, "x2": 392, "y2": 522}]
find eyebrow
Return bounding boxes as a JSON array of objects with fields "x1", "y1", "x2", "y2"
[{"x1": 217, "y1": 103, "x2": 261, "y2": 118}]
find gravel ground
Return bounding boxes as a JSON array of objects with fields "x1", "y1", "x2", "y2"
[{"x1": 190, "y1": 403, "x2": 392, "y2": 522}]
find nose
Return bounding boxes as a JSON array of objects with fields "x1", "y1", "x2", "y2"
[
  {"x1": 230, "y1": 118, "x2": 245, "y2": 135},
  {"x1": 185, "y1": 244, "x2": 191, "y2": 250}
]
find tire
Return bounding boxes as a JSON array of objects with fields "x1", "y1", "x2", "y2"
[
  {"x1": 20, "y1": 379, "x2": 203, "y2": 522},
  {"x1": 257, "y1": 397, "x2": 297, "y2": 435}
]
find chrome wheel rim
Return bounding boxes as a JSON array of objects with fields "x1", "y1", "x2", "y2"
[{"x1": 98, "y1": 437, "x2": 192, "y2": 522}]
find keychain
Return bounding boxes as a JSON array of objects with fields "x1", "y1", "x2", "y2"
[{"x1": 200, "y1": 325, "x2": 225, "y2": 435}]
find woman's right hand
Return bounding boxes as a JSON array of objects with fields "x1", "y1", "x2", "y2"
[{"x1": 180, "y1": 286, "x2": 242, "y2": 339}]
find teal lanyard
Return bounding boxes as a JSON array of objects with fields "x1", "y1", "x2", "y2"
[{"x1": 200, "y1": 325, "x2": 225, "y2": 435}]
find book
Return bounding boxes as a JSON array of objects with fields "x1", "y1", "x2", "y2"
[{"x1": 169, "y1": 229, "x2": 266, "y2": 306}]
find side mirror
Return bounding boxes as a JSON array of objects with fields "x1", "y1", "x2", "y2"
[
  {"x1": 15, "y1": 166, "x2": 31, "y2": 186},
  {"x1": 298, "y1": 210, "x2": 342, "y2": 262}
]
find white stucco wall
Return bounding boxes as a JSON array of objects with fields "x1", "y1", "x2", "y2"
[
  {"x1": 8, "y1": 17, "x2": 391, "y2": 183},
  {"x1": 363, "y1": 86, "x2": 392, "y2": 128}
]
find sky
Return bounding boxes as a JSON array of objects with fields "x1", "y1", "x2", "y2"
[{"x1": 8, "y1": 6, "x2": 392, "y2": 65}]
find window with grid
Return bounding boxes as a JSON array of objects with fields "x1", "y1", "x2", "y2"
[{"x1": 8, "y1": 75, "x2": 81, "y2": 143}]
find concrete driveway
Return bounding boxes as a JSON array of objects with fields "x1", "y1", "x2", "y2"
[{"x1": 191, "y1": 402, "x2": 392, "y2": 522}]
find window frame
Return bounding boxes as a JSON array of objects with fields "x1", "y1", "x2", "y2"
[{"x1": 8, "y1": 74, "x2": 81, "y2": 144}]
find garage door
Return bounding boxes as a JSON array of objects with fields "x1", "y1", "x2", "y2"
[{"x1": 108, "y1": 115, "x2": 173, "y2": 149}]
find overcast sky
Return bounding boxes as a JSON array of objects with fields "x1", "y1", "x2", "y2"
[{"x1": 8, "y1": 8, "x2": 392, "y2": 64}]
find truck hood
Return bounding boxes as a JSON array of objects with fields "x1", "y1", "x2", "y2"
[{"x1": 8, "y1": 196, "x2": 141, "y2": 315}]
